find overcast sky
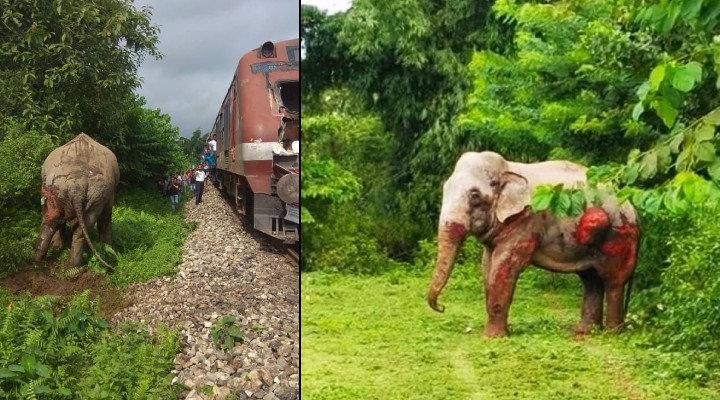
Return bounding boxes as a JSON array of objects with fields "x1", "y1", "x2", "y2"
[{"x1": 132, "y1": 0, "x2": 299, "y2": 138}]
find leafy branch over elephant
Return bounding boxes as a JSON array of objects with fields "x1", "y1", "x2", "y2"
[
  {"x1": 35, "y1": 133, "x2": 119, "y2": 270},
  {"x1": 428, "y1": 152, "x2": 639, "y2": 337}
]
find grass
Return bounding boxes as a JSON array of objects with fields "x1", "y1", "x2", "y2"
[
  {"x1": 302, "y1": 267, "x2": 720, "y2": 400},
  {"x1": 0, "y1": 185, "x2": 191, "y2": 398}
]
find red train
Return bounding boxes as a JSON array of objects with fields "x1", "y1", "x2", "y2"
[{"x1": 211, "y1": 39, "x2": 299, "y2": 243}]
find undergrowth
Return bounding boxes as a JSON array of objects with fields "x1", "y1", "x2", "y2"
[{"x1": 0, "y1": 289, "x2": 180, "y2": 399}]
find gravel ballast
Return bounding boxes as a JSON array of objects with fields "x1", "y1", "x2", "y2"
[{"x1": 113, "y1": 184, "x2": 299, "y2": 400}]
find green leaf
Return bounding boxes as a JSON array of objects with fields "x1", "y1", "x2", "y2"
[
  {"x1": 569, "y1": 190, "x2": 586, "y2": 216},
  {"x1": 625, "y1": 164, "x2": 640, "y2": 184},
  {"x1": 649, "y1": 64, "x2": 666, "y2": 90},
  {"x1": 657, "y1": 145, "x2": 672, "y2": 172},
  {"x1": 224, "y1": 335, "x2": 234, "y2": 351},
  {"x1": 669, "y1": 133, "x2": 684, "y2": 153},
  {"x1": 671, "y1": 64, "x2": 701, "y2": 92},
  {"x1": 632, "y1": 102, "x2": 644, "y2": 120},
  {"x1": 681, "y1": 0, "x2": 703, "y2": 21},
  {"x1": 8, "y1": 365, "x2": 24, "y2": 372},
  {"x1": 35, "y1": 364, "x2": 51, "y2": 378},
  {"x1": 554, "y1": 191, "x2": 572, "y2": 216},
  {"x1": 694, "y1": 142, "x2": 715, "y2": 161},
  {"x1": 694, "y1": 124, "x2": 715, "y2": 142},
  {"x1": 705, "y1": 108, "x2": 720, "y2": 124},
  {"x1": 651, "y1": 98, "x2": 679, "y2": 128},
  {"x1": 676, "y1": 146, "x2": 693, "y2": 170},
  {"x1": 0, "y1": 368, "x2": 17, "y2": 378},
  {"x1": 531, "y1": 191, "x2": 553, "y2": 212},
  {"x1": 639, "y1": 151, "x2": 658, "y2": 180},
  {"x1": 636, "y1": 81, "x2": 651, "y2": 100},
  {"x1": 227, "y1": 325, "x2": 244, "y2": 338},
  {"x1": 649, "y1": 65, "x2": 666, "y2": 90},
  {"x1": 708, "y1": 159, "x2": 720, "y2": 182},
  {"x1": 643, "y1": 192, "x2": 663, "y2": 214}
]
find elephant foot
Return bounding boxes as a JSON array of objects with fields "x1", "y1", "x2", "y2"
[
  {"x1": 573, "y1": 323, "x2": 595, "y2": 336},
  {"x1": 605, "y1": 321, "x2": 625, "y2": 333},
  {"x1": 483, "y1": 324, "x2": 508, "y2": 338}
]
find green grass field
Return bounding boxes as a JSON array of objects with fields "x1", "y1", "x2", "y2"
[{"x1": 302, "y1": 268, "x2": 720, "y2": 400}]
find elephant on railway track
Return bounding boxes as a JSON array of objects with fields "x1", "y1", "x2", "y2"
[{"x1": 35, "y1": 133, "x2": 120, "y2": 270}]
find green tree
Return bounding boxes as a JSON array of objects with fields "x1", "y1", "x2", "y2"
[
  {"x1": 115, "y1": 96, "x2": 186, "y2": 181},
  {"x1": 0, "y1": 0, "x2": 161, "y2": 143},
  {"x1": 302, "y1": 0, "x2": 513, "y2": 255},
  {"x1": 181, "y1": 129, "x2": 207, "y2": 161}
]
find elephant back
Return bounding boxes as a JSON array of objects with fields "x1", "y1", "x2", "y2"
[{"x1": 42, "y1": 133, "x2": 119, "y2": 190}]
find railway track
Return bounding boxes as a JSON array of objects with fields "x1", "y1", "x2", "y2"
[
  {"x1": 286, "y1": 245, "x2": 299, "y2": 269},
  {"x1": 213, "y1": 182, "x2": 299, "y2": 268}
]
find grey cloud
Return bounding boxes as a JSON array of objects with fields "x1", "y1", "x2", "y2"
[{"x1": 134, "y1": 0, "x2": 299, "y2": 137}]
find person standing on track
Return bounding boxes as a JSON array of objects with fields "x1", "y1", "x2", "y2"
[{"x1": 193, "y1": 165, "x2": 207, "y2": 205}]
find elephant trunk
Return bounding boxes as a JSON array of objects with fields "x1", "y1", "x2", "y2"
[
  {"x1": 427, "y1": 222, "x2": 464, "y2": 313},
  {"x1": 35, "y1": 223, "x2": 56, "y2": 262},
  {"x1": 72, "y1": 196, "x2": 114, "y2": 271}
]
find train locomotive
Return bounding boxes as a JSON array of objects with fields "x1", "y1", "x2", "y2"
[{"x1": 211, "y1": 39, "x2": 299, "y2": 244}]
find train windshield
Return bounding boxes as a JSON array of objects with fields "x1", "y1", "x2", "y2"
[{"x1": 277, "y1": 81, "x2": 299, "y2": 112}]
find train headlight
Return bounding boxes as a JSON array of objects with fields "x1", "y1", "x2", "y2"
[
  {"x1": 261, "y1": 41, "x2": 275, "y2": 58},
  {"x1": 291, "y1": 140, "x2": 299, "y2": 154}
]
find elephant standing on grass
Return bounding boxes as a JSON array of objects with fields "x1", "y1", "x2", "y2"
[
  {"x1": 35, "y1": 133, "x2": 119, "y2": 270},
  {"x1": 428, "y1": 152, "x2": 639, "y2": 337}
]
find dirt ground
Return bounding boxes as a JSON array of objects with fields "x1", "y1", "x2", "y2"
[{"x1": 0, "y1": 267, "x2": 132, "y2": 320}]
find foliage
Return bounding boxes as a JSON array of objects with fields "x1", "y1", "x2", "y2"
[
  {"x1": 0, "y1": 290, "x2": 179, "y2": 399},
  {"x1": 210, "y1": 316, "x2": 245, "y2": 352},
  {"x1": 76, "y1": 322, "x2": 179, "y2": 398},
  {"x1": 0, "y1": 0, "x2": 161, "y2": 143},
  {"x1": 106, "y1": 186, "x2": 191, "y2": 286},
  {"x1": 628, "y1": 206, "x2": 720, "y2": 381},
  {"x1": 0, "y1": 204, "x2": 41, "y2": 276},
  {"x1": 0, "y1": 119, "x2": 55, "y2": 208},
  {"x1": 114, "y1": 96, "x2": 187, "y2": 181},
  {"x1": 303, "y1": 0, "x2": 511, "y2": 249},
  {"x1": 180, "y1": 129, "x2": 208, "y2": 165}
]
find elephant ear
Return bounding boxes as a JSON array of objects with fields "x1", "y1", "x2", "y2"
[{"x1": 495, "y1": 171, "x2": 531, "y2": 223}]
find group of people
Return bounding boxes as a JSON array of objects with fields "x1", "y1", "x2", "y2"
[{"x1": 157, "y1": 134, "x2": 218, "y2": 212}]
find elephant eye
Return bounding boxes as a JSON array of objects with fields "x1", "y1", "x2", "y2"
[{"x1": 468, "y1": 189, "x2": 488, "y2": 208}]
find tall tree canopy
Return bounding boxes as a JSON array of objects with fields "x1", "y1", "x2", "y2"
[{"x1": 0, "y1": 0, "x2": 161, "y2": 144}]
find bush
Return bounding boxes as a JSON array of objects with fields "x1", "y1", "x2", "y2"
[
  {"x1": 0, "y1": 119, "x2": 55, "y2": 208},
  {"x1": 627, "y1": 206, "x2": 720, "y2": 383},
  {"x1": 0, "y1": 290, "x2": 179, "y2": 399}
]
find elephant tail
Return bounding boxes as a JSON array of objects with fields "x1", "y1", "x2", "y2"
[{"x1": 73, "y1": 197, "x2": 114, "y2": 271}]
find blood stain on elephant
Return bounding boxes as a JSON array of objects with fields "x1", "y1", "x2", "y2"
[
  {"x1": 600, "y1": 217, "x2": 639, "y2": 281},
  {"x1": 491, "y1": 235, "x2": 537, "y2": 287},
  {"x1": 573, "y1": 207, "x2": 610, "y2": 245},
  {"x1": 41, "y1": 185, "x2": 63, "y2": 223},
  {"x1": 447, "y1": 222, "x2": 467, "y2": 243}
]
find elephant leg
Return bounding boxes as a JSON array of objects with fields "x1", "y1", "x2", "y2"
[
  {"x1": 575, "y1": 269, "x2": 604, "y2": 334},
  {"x1": 483, "y1": 236, "x2": 537, "y2": 337},
  {"x1": 605, "y1": 284, "x2": 625, "y2": 330},
  {"x1": 50, "y1": 228, "x2": 64, "y2": 250},
  {"x1": 598, "y1": 221, "x2": 639, "y2": 331},
  {"x1": 68, "y1": 221, "x2": 86, "y2": 267},
  {"x1": 97, "y1": 206, "x2": 113, "y2": 244}
]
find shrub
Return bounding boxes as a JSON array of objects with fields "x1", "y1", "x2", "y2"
[
  {"x1": 0, "y1": 119, "x2": 55, "y2": 208},
  {"x1": 0, "y1": 290, "x2": 179, "y2": 399}
]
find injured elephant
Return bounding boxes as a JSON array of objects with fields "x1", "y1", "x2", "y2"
[
  {"x1": 35, "y1": 133, "x2": 120, "y2": 270},
  {"x1": 427, "y1": 151, "x2": 639, "y2": 337}
]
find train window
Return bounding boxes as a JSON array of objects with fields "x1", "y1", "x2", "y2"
[
  {"x1": 277, "y1": 81, "x2": 299, "y2": 112},
  {"x1": 287, "y1": 46, "x2": 300, "y2": 62}
]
